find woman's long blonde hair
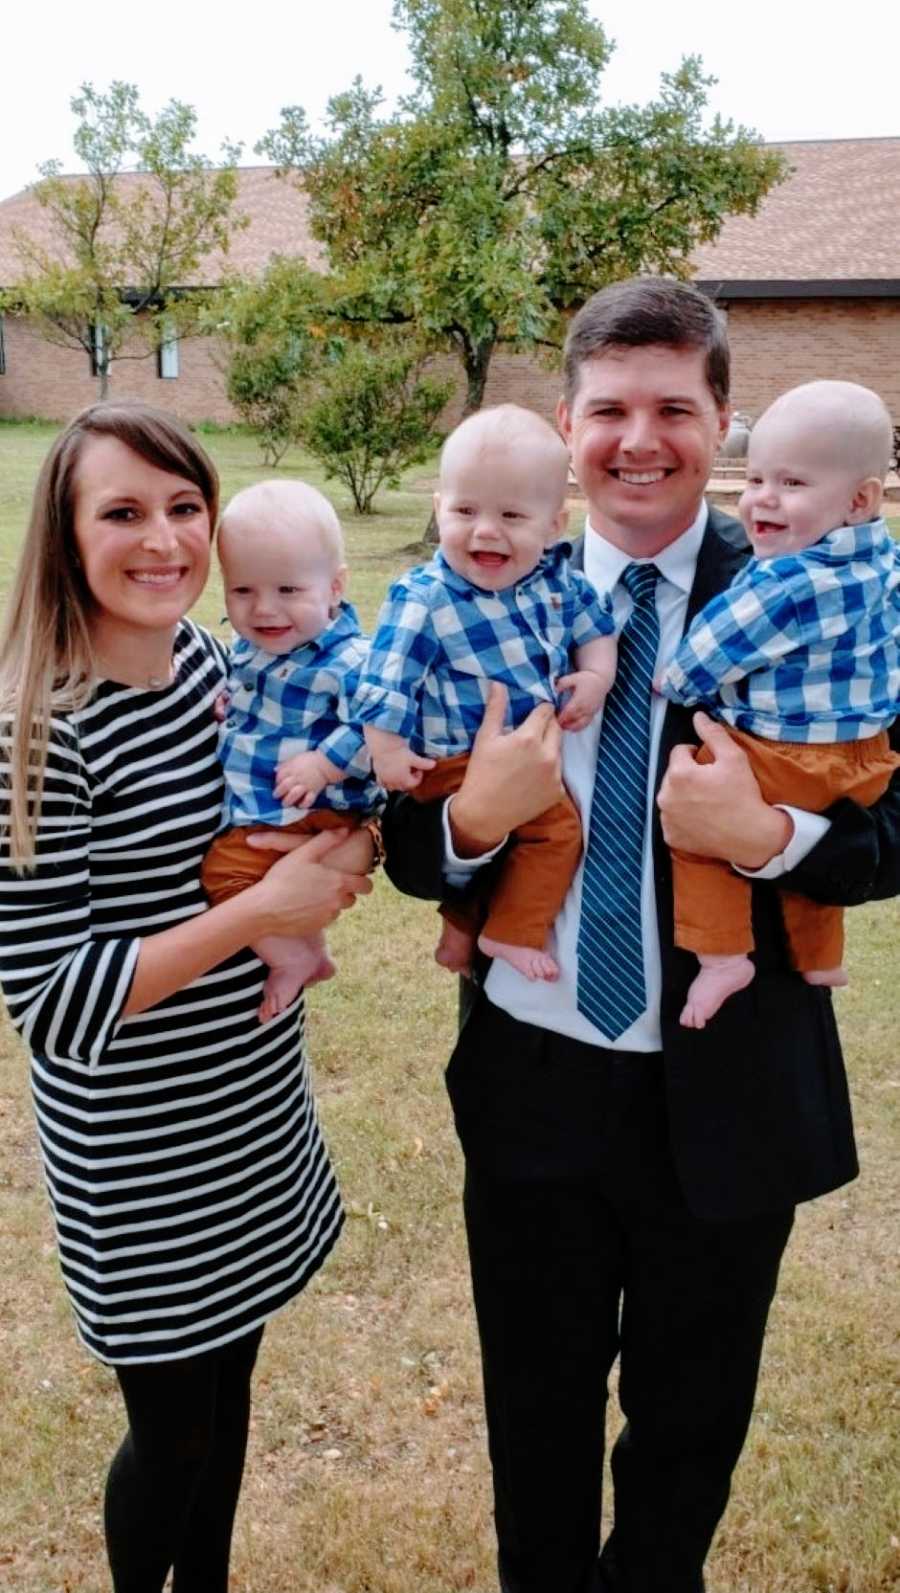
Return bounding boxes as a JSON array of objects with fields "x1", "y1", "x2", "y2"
[{"x1": 0, "y1": 402, "x2": 219, "y2": 870}]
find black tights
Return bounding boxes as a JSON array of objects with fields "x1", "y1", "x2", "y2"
[{"x1": 104, "y1": 1326, "x2": 264, "y2": 1593}]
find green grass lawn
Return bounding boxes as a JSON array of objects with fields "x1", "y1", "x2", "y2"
[{"x1": 0, "y1": 422, "x2": 898, "y2": 1592}]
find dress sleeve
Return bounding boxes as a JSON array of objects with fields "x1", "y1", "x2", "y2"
[{"x1": 0, "y1": 719, "x2": 139, "y2": 1068}]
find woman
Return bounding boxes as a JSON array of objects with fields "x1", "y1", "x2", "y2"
[{"x1": 0, "y1": 403, "x2": 373, "y2": 1591}]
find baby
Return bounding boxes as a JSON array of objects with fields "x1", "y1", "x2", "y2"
[
  {"x1": 201, "y1": 480, "x2": 381, "y2": 1022},
  {"x1": 661, "y1": 379, "x2": 900, "y2": 1028},
  {"x1": 355, "y1": 403, "x2": 618, "y2": 981}
]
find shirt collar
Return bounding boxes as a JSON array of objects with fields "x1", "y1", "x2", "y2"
[
  {"x1": 582, "y1": 503, "x2": 708, "y2": 594},
  {"x1": 319, "y1": 599, "x2": 362, "y2": 644},
  {"x1": 296, "y1": 599, "x2": 362, "y2": 658},
  {"x1": 797, "y1": 517, "x2": 890, "y2": 563}
]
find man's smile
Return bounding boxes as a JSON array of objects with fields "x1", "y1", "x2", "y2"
[{"x1": 608, "y1": 468, "x2": 673, "y2": 486}]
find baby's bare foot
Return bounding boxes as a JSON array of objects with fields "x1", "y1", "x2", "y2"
[
  {"x1": 302, "y1": 952, "x2": 337, "y2": 989},
  {"x1": 435, "y1": 921, "x2": 476, "y2": 977},
  {"x1": 257, "y1": 951, "x2": 335, "y2": 1023},
  {"x1": 478, "y1": 934, "x2": 560, "y2": 982},
  {"x1": 258, "y1": 966, "x2": 305, "y2": 1025},
  {"x1": 802, "y1": 966, "x2": 849, "y2": 988},
  {"x1": 680, "y1": 954, "x2": 755, "y2": 1029}
]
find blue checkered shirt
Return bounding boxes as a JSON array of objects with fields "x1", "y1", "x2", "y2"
[
  {"x1": 354, "y1": 544, "x2": 615, "y2": 757},
  {"x1": 662, "y1": 519, "x2": 900, "y2": 743},
  {"x1": 219, "y1": 602, "x2": 380, "y2": 826}
]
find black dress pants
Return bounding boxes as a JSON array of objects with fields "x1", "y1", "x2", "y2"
[{"x1": 447, "y1": 996, "x2": 794, "y2": 1593}]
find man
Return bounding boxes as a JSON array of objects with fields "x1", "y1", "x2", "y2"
[{"x1": 382, "y1": 278, "x2": 900, "y2": 1593}]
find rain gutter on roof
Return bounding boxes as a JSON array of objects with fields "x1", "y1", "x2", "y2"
[{"x1": 697, "y1": 279, "x2": 900, "y2": 299}]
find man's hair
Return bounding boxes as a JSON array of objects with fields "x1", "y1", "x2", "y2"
[{"x1": 563, "y1": 277, "x2": 730, "y2": 407}]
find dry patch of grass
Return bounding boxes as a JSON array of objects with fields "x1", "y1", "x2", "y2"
[{"x1": 0, "y1": 425, "x2": 897, "y2": 1591}]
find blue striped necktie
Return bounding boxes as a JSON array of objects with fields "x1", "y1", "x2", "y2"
[{"x1": 577, "y1": 562, "x2": 660, "y2": 1041}]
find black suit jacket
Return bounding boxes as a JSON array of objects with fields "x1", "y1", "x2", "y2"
[{"x1": 382, "y1": 507, "x2": 900, "y2": 1219}]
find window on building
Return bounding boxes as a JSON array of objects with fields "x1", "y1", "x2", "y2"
[
  {"x1": 158, "y1": 325, "x2": 180, "y2": 379},
  {"x1": 0, "y1": 315, "x2": 6, "y2": 375}
]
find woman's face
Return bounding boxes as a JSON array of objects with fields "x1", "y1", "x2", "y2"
[{"x1": 72, "y1": 435, "x2": 212, "y2": 639}]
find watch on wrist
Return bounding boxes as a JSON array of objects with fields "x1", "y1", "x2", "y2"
[{"x1": 361, "y1": 815, "x2": 386, "y2": 871}]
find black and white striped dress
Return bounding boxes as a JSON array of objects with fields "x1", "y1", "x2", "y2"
[{"x1": 0, "y1": 619, "x2": 343, "y2": 1364}]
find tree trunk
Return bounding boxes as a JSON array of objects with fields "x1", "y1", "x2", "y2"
[
  {"x1": 460, "y1": 336, "x2": 494, "y2": 418},
  {"x1": 423, "y1": 334, "x2": 495, "y2": 544},
  {"x1": 99, "y1": 361, "x2": 110, "y2": 401}
]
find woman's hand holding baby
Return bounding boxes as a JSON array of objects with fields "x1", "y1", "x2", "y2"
[{"x1": 248, "y1": 828, "x2": 373, "y2": 938}]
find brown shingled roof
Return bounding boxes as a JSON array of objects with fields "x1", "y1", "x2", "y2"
[
  {"x1": 0, "y1": 166, "x2": 321, "y2": 286},
  {"x1": 692, "y1": 138, "x2": 900, "y2": 284},
  {"x1": 2, "y1": 139, "x2": 898, "y2": 290}
]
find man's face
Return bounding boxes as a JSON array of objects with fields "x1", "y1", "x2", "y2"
[{"x1": 557, "y1": 344, "x2": 730, "y2": 555}]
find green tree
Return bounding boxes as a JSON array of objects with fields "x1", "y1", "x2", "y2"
[
  {"x1": 3, "y1": 82, "x2": 245, "y2": 398},
  {"x1": 216, "y1": 258, "x2": 331, "y2": 464},
  {"x1": 298, "y1": 338, "x2": 452, "y2": 514},
  {"x1": 260, "y1": 0, "x2": 785, "y2": 414},
  {"x1": 213, "y1": 260, "x2": 451, "y2": 508}
]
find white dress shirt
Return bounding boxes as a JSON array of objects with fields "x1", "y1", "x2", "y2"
[{"x1": 445, "y1": 510, "x2": 830, "y2": 1052}]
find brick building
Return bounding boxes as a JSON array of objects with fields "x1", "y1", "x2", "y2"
[{"x1": 1, "y1": 139, "x2": 898, "y2": 427}]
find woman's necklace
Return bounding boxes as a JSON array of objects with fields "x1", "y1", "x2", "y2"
[
  {"x1": 91, "y1": 623, "x2": 177, "y2": 691},
  {"x1": 94, "y1": 656, "x2": 174, "y2": 690}
]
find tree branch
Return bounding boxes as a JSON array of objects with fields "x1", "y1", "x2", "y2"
[{"x1": 502, "y1": 143, "x2": 594, "y2": 200}]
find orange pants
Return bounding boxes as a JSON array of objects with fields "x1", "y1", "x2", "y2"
[
  {"x1": 201, "y1": 810, "x2": 360, "y2": 905},
  {"x1": 673, "y1": 726, "x2": 899, "y2": 969},
  {"x1": 414, "y1": 752, "x2": 582, "y2": 950}
]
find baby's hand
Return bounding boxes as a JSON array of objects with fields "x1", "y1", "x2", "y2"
[
  {"x1": 213, "y1": 691, "x2": 230, "y2": 724},
  {"x1": 556, "y1": 670, "x2": 609, "y2": 732},
  {"x1": 274, "y1": 750, "x2": 341, "y2": 810},
  {"x1": 373, "y1": 745, "x2": 437, "y2": 792}
]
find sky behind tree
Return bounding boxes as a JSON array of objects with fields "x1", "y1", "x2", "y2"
[{"x1": 2, "y1": 0, "x2": 897, "y2": 200}]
